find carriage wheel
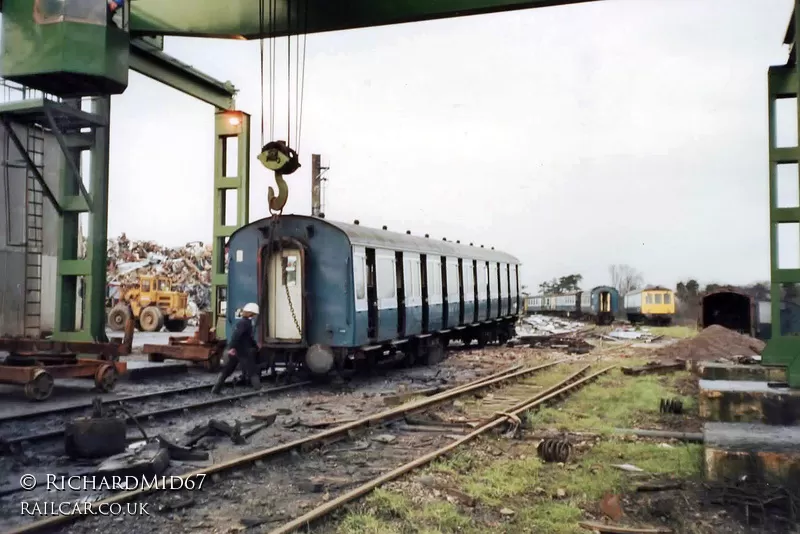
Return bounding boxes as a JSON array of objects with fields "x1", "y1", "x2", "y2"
[
  {"x1": 24, "y1": 370, "x2": 54, "y2": 401},
  {"x1": 94, "y1": 364, "x2": 117, "y2": 392}
]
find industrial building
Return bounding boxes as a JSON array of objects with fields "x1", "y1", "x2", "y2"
[{"x1": 0, "y1": 82, "x2": 85, "y2": 338}]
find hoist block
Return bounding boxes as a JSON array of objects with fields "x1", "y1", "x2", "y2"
[
  {"x1": 257, "y1": 141, "x2": 301, "y2": 175},
  {"x1": 1, "y1": 0, "x2": 130, "y2": 97}
]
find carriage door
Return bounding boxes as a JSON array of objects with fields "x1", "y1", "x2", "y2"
[
  {"x1": 366, "y1": 248, "x2": 378, "y2": 339},
  {"x1": 420, "y1": 254, "x2": 429, "y2": 333},
  {"x1": 600, "y1": 291, "x2": 611, "y2": 313},
  {"x1": 269, "y1": 248, "x2": 304, "y2": 341}
]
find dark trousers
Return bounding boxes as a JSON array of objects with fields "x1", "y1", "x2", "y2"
[{"x1": 215, "y1": 348, "x2": 260, "y2": 389}]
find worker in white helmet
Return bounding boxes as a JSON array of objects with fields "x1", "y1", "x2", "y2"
[{"x1": 212, "y1": 302, "x2": 261, "y2": 394}]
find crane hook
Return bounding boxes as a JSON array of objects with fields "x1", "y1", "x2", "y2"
[{"x1": 257, "y1": 141, "x2": 300, "y2": 214}]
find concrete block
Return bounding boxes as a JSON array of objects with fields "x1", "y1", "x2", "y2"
[
  {"x1": 704, "y1": 422, "x2": 800, "y2": 490},
  {"x1": 699, "y1": 362, "x2": 786, "y2": 383},
  {"x1": 698, "y1": 379, "x2": 800, "y2": 425}
]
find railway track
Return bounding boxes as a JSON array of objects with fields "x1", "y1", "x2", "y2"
[
  {"x1": 1, "y1": 344, "x2": 512, "y2": 446},
  {"x1": 271, "y1": 363, "x2": 614, "y2": 534},
  {"x1": 0, "y1": 380, "x2": 225, "y2": 425},
  {"x1": 3, "y1": 358, "x2": 609, "y2": 534},
  {"x1": 0, "y1": 341, "x2": 492, "y2": 427},
  {"x1": 1, "y1": 380, "x2": 313, "y2": 447}
]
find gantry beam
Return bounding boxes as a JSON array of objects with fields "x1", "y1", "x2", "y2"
[
  {"x1": 761, "y1": 1, "x2": 800, "y2": 388},
  {"x1": 129, "y1": 39, "x2": 237, "y2": 110},
  {"x1": 127, "y1": 0, "x2": 602, "y2": 40}
]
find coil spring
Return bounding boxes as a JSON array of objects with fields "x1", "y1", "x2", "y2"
[
  {"x1": 660, "y1": 398, "x2": 684, "y2": 415},
  {"x1": 537, "y1": 438, "x2": 573, "y2": 463}
]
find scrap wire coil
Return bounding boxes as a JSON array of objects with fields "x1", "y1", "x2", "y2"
[
  {"x1": 660, "y1": 398, "x2": 683, "y2": 414},
  {"x1": 537, "y1": 438, "x2": 573, "y2": 463}
]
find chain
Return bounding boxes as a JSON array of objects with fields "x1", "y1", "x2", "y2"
[
  {"x1": 270, "y1": 211, "x2": 302, "y2": 338},
  {"x1": 285, "y1": 280, "x2": 302, "y2": 336}
]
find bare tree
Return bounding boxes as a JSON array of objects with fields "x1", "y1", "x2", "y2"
[{"x1": 609, "y1": 264, "x2": 643, "y2": 296}]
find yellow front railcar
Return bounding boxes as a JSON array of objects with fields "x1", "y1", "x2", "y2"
[{"x1": 640, "y1": 288, "x2": 675, "y2": 325}]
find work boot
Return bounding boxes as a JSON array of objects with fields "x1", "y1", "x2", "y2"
[
  {"x1": 250, "y1": 374, "x2": 261, "y2": 390},
  {"x1": 211, "y1": 376, "x2": 226, "y2": 395}
]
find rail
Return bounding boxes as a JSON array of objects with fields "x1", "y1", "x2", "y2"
[
  {"x1": 270, "y1": 364, "x2": 615, "y2": 533},
  {"x1": 5, "y1": 360, "x2": 564, "y2": 534}
]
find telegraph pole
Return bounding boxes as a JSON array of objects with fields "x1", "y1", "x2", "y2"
[{"x1": 311, "y1": 154, "x2": 329, "y2": 217}]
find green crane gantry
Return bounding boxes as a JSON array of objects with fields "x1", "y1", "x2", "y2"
[{"x1": 0, "y1": 0, "x2": 798, "y2": 386}]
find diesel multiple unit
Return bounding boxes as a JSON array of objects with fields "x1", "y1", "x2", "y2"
[
  {"x1": 225, "y1": 215, "x2": 522, "y2": 376},
  {"x1": 623, "y1": 287, "x2": 675, "y2": 325},
  {"x1": 524, "y1": 286, "x2": 620, "y2": 325}
]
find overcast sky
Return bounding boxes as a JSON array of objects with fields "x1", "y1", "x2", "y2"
[{"x1": 107, "y1": 0, "x2": 793, "y2": 292}]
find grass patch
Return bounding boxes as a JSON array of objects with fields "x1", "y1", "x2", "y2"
[
  {"x1": 334, "y1": 358, "x2": 704, "y2": 533},
  {"x1": 648, "y1": 325, "x2": 697, "y2": 339},
  {"x1": 365, "y1": 488, "x2": 411, "y2": 519},
  {"x1": 526, "y1": 366, "x2": 695, "y2": 433},
  {"x1": 462, "y1": 456, "x2": 542, "y2": 506},
  {"x1": 344, "y1": 488, "x2": 477, "y2": 533},
  {"x1": 413, "y1": 501, "x2": 473, "y2": 532},
  {"x1": 515, "y1": 502, "x2": 584, "y2": 534},
  {"x1": 337, "y1": 512, "x2": 401, "y2": 534}
]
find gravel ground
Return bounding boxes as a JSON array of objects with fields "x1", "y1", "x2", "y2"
[
  {"x1": 61, "y1": 346, "x2": 565, "y2": 534},
  {"x1": 0, "y1": 343, "x2": 530, "y2": 533}
]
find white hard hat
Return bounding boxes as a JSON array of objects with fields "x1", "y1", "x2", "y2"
[{"x1": 242, "y1": 303, "x2": 260, "y2": 315}]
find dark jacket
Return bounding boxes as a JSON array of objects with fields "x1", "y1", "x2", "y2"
[{"x1": 228, "y1": 317, "x2": 258, "y2": 356}]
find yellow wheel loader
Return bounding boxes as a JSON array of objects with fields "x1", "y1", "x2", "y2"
[{"x1": 107, "y1": 275, "x2": 194, "y2": 333}]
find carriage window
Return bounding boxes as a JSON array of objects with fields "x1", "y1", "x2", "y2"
[
  {"x1": 158, "y1": 279, "x2": 169, "y2": 291},
  {"x1": 646, "y1": 294, "x2": 653, "y2": 304},
  {"x1": 354, "y1": 257, "x2": 366, "y2": 300},
  {"x1": 655, "y1": 294, "x2": 662, "y2": 304},
  {"x1": 141, "y1": 279, "x2": 151, "y2": 292},
  {"x1": 447, "y1": 264, "x2": 459, "y2": 298},
  {"x1": 664, "y1": 293, "x2": 672, "y2": 304},
  {"x1": 432, "y1": 267, "x2": 442, "y2": 297},
  {"x1": 377, "y1": 258, "x2": 396, "y2": 300},
  {"x1": 282, "y1": 255, "x2": 298, "y2": 287},
  {"x1": 411, "y1": 262, "x2": 421, "y2": 298}
]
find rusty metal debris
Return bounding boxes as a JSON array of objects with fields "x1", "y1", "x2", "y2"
[
  {"x1": 635, "y1": 480, "x2": 684, "y2": 492},
  {"x1": 107, "y1": 234, "x2": 213, "y2": 314},
  {"x1": 659, "y1": 398, "x2": 684, "y2": 415},
  {"x1": 704, "y1": 480, "x2": 800, "y2": 526},
  {"x1": 599, "y1": 492, "x2": 624, "y2": 521},
  {"x1": 537, "y1": 438, "x2": 573, "y2": 463},
  {"x1": 183, "y1": 419, "x2": 247, "y2": 446},
  {"x1": 578, "y1": 521, "x2": 673, "y2": 534},
  {"x1": 0, "y1": 319, "x2": 133, "y2": 401},
  {"x1": 65, "y1": 398, "x2": 149, "y2": 459},
  {"x1": 143, "y1": 312, "x2": 225, "y2": 370}
]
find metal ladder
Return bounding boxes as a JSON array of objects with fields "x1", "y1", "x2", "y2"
[{"x1": 24, "y1": 124, "x2": 44, "y2": 338}]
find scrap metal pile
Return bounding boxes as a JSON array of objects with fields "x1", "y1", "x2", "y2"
[
  {"x1": 107, "y1": 233, "x2": 213, "y2": 311},
  {"x1": 511, "y1": 316, "x2": 595, "y2": 354}
]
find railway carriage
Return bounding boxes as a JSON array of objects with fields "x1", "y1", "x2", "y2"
[
  {"x1": 624, "y1": 287, "x2": 675, "y2": 325},
  {"x1": 525, "y1": 286, "x2": 619, "y2": 325},
  {"x1": 225, "y1": 215, "x2": 522, "y2": 377}
]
